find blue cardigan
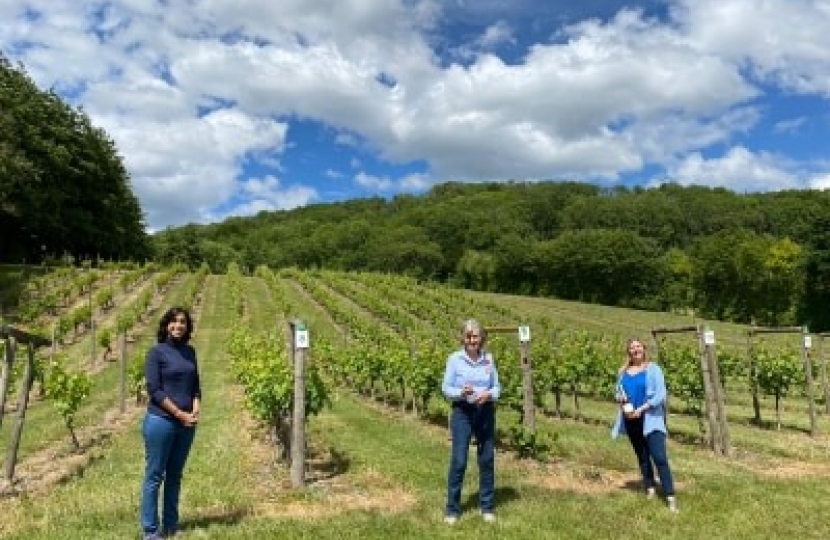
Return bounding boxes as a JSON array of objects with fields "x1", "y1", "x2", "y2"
[{"x1": 611, "y1": 362, "x2": 668, "y2": 438}]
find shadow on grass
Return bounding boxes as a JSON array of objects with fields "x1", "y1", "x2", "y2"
[
  {"x1": 727, "y1": 414, "x2": 816, "y2": 435},
  {"x1": 307, "y1": 446, "x2": 352, "y2": 483},
  {"x1": 461, "y1": 486, "x2": 521, "y2": 512},
  {"x1": 180, "y1": 507, "x2": 248, "y2": 533},
  {"x1": 619, "y1": 479, "x2": 645, "y2": 494}
]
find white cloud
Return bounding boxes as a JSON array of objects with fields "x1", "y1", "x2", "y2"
[
  {"x1": 2, "y1": 0, "x2": 829, "y2": 230},
  {"x1": 354, "y1": 171, "x2": 432, "y2": 192},
  {"x1": 100, "y1": 109, "x2": 289, "y2": 229},
  {"x1": 451, "y1": 19, "x2": 516, "y2": 59},
  {"x1": 355, "y1": 172, "x2": 393, "y2": 191},
  {"x1": 773, "y1": 117, "x2": 807, "y2": 134},
  {"x1": 677, "y1": 0, "x2": 830, "y2": 96},
  {"x1": 214, "y1": 175, "x2": 318, "y2": 221},
  {"x1": 658, "y1": 146, "x2": 801, "y2": 192},
  {"x1": 374, "y1": 6, "x2": 760, "y2": 180},
  {"x1": 478, "y1": 21, "x2": 515, "y2": 49},
  {"x1": 809, "y1": 173, "x2": 830, "y2": 190},
  {"x1": 399, "y1": 173, "x2": 433, "y2": 191}
]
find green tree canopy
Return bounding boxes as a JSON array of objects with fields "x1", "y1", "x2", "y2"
[{"x1": 0, "y1": 55, "x2": 149, "y2": 263}]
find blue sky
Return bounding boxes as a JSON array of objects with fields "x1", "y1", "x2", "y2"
[{"x1": 2, "y1": 0, "x2": 829, "y2": 231}]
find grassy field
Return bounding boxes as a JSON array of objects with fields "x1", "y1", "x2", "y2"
[{"x1": 2, "y1": 273, "x2": 830, "y2": 539}]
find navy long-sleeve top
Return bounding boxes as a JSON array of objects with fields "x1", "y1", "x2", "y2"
[{"x1": 145, "y1": 339, "x2": 201, "y2": 420}]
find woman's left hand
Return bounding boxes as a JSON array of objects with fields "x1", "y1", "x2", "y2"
[{"x1": 475, "y1": 390, "x2": 491, "y2": 405}]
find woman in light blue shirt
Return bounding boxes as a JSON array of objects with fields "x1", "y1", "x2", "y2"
[
  {"x1": 441, "y1": 319, "x2": 501, "y2": 524},
  {"x1": 611, "y1": 337, "x2": 678, "y2": 513}
]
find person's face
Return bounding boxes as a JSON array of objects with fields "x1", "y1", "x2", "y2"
[
  {"x1": 167, "y1": 313, "x2": 188, "y2": 340},
  {"x1": 628, "y1": 340, "x2": 645, "y2": 362},
  {"x1": 464, "y1": 330, "x2": 482, "y2": 352}
]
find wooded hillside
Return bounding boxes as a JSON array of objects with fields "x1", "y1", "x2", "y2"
[{"x1": 152, "y1": 181, "x2": 830, "y2": 331}]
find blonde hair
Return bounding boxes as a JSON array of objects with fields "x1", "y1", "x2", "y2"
[
  {"x1": 460, "y1": 319, "x2": 487, "y2": 348},
  {"x1": 619, "y1": 337, "x2": 649, "y2": 373}
]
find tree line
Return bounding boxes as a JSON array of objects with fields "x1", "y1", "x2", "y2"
[
  {"x1": 153, "y1": 181, "x2": 830, "y2": 332},
  {"x1": 0, "y1": 54, "x2": 150, "y2": 263}
]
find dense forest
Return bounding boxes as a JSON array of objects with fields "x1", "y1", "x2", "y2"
[
  {"x1": 2, "y1": 52, "x2": 829, "y2": 331},
  {"x1": 153, "y1": 182, "x2": 830, "y2": 331},
  {"x1": 0, "y1": 55, "x2": 149, "y2": 263}
]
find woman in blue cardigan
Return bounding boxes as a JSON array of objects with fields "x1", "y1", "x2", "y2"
[{"x1": 611, "y1": 337, "x2": 678, "y2": 513}]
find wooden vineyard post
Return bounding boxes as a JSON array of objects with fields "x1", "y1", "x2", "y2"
[
  {"x1": 5, "y1": 343, "x2": 35, "y2": 482},
  {"x1": 747, "y1": 329, "x2": 762, "y2": 426},
  {"x1": 700, "y1": 328, "x2": 730, "y2": 456},
  {"x1": 697, "y1": 327, "x2": 722, "y2": 454},
  {"x1": 801, "y1": 330, "x2": 817, "y2": 437},
  {"x1": 519, "y1": 325, "x2": 535, "y2": 432},
  {"x1": 0, "y1": 337, "x2": 14, "y2": 430},
  {"x1": 487, "y1": 325, "x2": 535, "y2": 433},
  {"x1": 289, "y1": 319, "x2": 309, "y2": 488},
  {"x1": 1, "y1": 326, "x2": 51, "y2": 485},
  {"x1": 819, "y1": 334, "x2": 830, "y2": 414},
  {"x1": 88, "y1": 277, "x2": 95, "y2": 365},
  {"x1": 119, "y1": 331, "x2": 127, "y2": 414},
  {"x1": 652, "y1": 325, "x2": 729, "y2": 456}
]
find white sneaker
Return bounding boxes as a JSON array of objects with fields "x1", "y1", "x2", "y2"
[
  {"x1": 444, "y1": 515, "x2": 458, "y2": 525},
  {"x1": 646, "y1": 487, "x2": 656, "y2": 500},
  {"x1": 482, "y1": 512, "x2": 496, "y2": 523},
  {"x1": 667, "y1": 496, "x2": 679, "y2": 513}
]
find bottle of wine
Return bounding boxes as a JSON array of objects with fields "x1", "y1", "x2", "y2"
[{"x1": 616, "y1": 382, "x2": 634, "y2": 413}]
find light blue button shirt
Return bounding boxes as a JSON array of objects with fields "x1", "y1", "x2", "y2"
[{"x1": 442, "y1": 349, "x2": 501, "y2": 403}]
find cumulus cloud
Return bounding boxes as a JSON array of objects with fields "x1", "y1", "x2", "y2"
[
  {"x1": 478, "y1": 21, "x2": 515, "y2": 49},
  {"x1": 658, "y1": 146, "x2": 801, "y2": 192},
  {"x1": 809, "y1": 173, "x2": 830, "y2": 191},
  {"x1": 676, "y1": 0, "x2": 830, "y2": 96},
  {"x1": 2, "y1": 0, "x2": 829, "y2": 230},
  {"x1": 214, "y1": 175, "x2": 318, "y2": 221},
  {"x1": 100, "y1": 108, "x2": 288, "y2": 229},
  {"x1": 354, "y1": 171, "x2": 432, "y2": 192}
]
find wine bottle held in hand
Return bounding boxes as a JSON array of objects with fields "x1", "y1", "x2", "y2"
[{"x1": 616, "y1": 383, "x2": 634, "y2": 414}]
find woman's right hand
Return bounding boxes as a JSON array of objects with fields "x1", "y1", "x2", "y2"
[{"x1": 177, "y1": 411, "x2": 199, "y2": 427}]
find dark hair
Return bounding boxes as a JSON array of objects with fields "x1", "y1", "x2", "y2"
[{"x1": 157, "y1": 307, "x2": 193, "y2": 343}]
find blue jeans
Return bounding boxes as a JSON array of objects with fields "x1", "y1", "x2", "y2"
[
  {"x1": 624, "y1": 418, "x2": 674, "y2": 495},
  {"x1": 140, "y1": 413, "x2": 196, "y2": 536},
  {"x1": 446, "y1": 402, "x2": 495, "y2": 516}
]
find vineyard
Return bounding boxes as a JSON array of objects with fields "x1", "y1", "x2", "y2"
[{"x1": 1, "y1": 264, "x2": 830, "y2": 539}]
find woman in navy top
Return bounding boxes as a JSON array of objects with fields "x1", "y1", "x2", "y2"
[
  {"x1": 139, "y1": 307, "x2": 201, "y2": 539},
  {"x1": 611, "y1": 337, "x2": 678, "y2": 513}
]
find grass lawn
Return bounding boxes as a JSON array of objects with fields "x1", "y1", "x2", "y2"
[{"x1": 2, "y1": 274, "x2": 830, "y2": 539}]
